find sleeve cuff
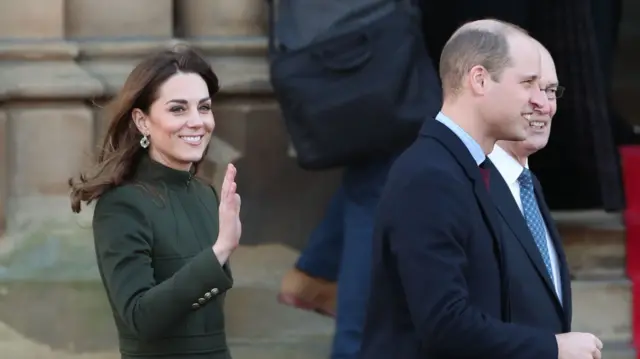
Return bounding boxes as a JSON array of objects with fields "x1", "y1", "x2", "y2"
[{"x1": 171, "y1": 248, "x2": 234, "y2": 310}]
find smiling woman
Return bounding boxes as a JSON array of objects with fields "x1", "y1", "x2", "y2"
[
  {"x1": 132, "y1": 71, "x2": 215, "y2": 171},
  {"x1": 67, "y1": 47, "x2": 243, "y2": 359}
]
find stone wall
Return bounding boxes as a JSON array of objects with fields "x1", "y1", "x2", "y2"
[{"x1": 0, "y1": 0, "x2": 342, "y2": 272}]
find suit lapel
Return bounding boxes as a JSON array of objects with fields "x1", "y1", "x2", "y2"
[
  {"x1": 533, "y1": 175, "x2": 573, "y2": 327},
  {"x1": 421, "y1": 119, "x2": 512, "y2": 321},
  {"x1": 487, "y1": 163, "x2": 561, "y2": 305},
  {"x1": 420, "y1": 120, "x2": 503, "y2": 255}
]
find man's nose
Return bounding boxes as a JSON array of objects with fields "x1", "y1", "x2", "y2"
[{"x1": 531, "y1": 88, "x2": 551, "y2": 115}]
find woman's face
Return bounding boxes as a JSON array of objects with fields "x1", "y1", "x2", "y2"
[{"x1": 134, "y1": 72, "x2": 214, "y2": 171}]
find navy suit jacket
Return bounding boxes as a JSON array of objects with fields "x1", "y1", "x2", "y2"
[
  {"x1": 360, "y1": 119, "x2": 557, "y2": 359},
  {"x1": 487, "y1": 160, "x2": 572, "y2": 333}
]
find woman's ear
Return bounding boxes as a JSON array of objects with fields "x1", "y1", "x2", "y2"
[{"x1": 132, "y1": 108, "x2": 149, "y2": 135}]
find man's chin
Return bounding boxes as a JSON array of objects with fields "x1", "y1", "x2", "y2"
[
  {"x1": 511, "y1": 129, "x2": 529, "y2": 142},
  {"x1": 526, "y1": 140, "x2": 549, "y2": 153}
]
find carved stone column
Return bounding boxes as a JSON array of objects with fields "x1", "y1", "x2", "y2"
[
  {"x1": 0, "y1": 0, "x2": 103, "y2": 232},
  {"x1": 0, "y1": 0, "x2": 76, "y2": 59},
  {"x1": 0, "y1": 0, "x2": 65, "y2": 40},
  {"x1": 66, "y1": 0, "x2": 173, "y2": 40},
  {"x1": 175, "y1": 0, "x2": 267, "y2": 38},
  {"x1": 66, "y1": 0, "x2": 176, "y2": 96}
]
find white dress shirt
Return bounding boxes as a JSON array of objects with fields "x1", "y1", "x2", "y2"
[{"x1": 488, "y1": 145, "x2": 563, "y2": 302}]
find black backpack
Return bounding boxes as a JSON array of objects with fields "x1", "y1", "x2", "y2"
[{"x1": 268, "y1": 0, "x2": 442, "y2": 170}]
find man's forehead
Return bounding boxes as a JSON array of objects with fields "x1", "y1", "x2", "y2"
[
  {"x1": 539, "y1": 51, "x2": 558, "y2": 86},
  {"x1": 509, "y1": 36, "x2": 541, "y2": 67},
  {"x1": 539, "y1": 76, "x2": 558, "y2": 88}
]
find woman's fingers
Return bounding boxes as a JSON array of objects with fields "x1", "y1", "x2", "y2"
[
  {"x1": 220, "y1": 168, "x2": 229, "y2": 201},
  {"x1": 228, "y1": 182, "x2": 237, "y2": 203},
  {"x1": 220, "y1": 164, "x2": 236, "y2": 201}
]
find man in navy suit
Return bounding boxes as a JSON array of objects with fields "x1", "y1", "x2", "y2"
[
  {"x1": 488, "y1": 42, "x2": 571, "y2": 336},
  {"x1": 359, "y1": 19, "x2": 603, "y2": 359}
]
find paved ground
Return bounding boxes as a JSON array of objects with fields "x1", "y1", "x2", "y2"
[
  {"x1": 0, "y1": 230, "x2": 335, "y2": 358},
  {"x1": 0, "y1": 320, "x2": 331, "y2": 359},
  {"x1": 0, "y1": 208, "x2": 635, "y2": 359},
  {"x1": 0, "y1": 313, "x2": 331, "y2": 359}
]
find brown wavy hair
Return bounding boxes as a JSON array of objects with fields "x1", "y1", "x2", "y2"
[{"x1": 69, "y1": 46, "x2": 220, "y2": 213}]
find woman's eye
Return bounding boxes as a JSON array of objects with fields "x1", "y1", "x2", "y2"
[
  {"x1": 170, "y1": 106, "x2": 185, "y2": 113},
  {"x1": 199, "y1": 105, "x2": 211, "y2": 112}
]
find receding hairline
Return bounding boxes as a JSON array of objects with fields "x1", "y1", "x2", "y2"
[
  {"x1": 531, "y1": 39, "x2": 558, "y2": 85},
  {"x1": 449, "y1": 18, "x2": 529, "y2": 40},
  {"x1": 531, "y1": 38, "x2": 554, "y2": 67},
  {"x1": 439, "y1": 19, "x2": 531, "y2": 96}
]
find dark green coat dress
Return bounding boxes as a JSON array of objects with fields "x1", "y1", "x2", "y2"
[{"x1": 92, "y1": 156, "x2": 233, "y2": 359}]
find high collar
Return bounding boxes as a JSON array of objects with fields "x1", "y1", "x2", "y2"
[{"x1": 133, "y1": 155, "x2": 195, "y2": 187}]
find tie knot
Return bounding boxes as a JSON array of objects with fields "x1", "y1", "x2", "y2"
[
  {"x1": 518, "y1": 168, "x2": 533, "y2": 187},
  {"x1": 479, "y1": 158, "x2": 491, "y2": 169}
]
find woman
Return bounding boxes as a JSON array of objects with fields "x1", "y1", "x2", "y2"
[{"x1": 69, "y1": 47, "x2": 241, "y2": 358}]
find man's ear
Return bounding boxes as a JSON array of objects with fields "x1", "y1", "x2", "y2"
[
  {"x1": 468, "y1": 65, "x2": 489, "y2": 95},
  {"x1": 132, "y1": 108, "x2": 149, "y2": 135}
]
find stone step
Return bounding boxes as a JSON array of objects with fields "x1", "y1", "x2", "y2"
[
  {"x1": 231, "y1": 241, "x2": 633, "y2": 342},
  {"x1": 225, "y1": 245, "x2": 334, "y2": 342},
  {"x1": 553, "y1": 212, "x2": 632, "y2": 344},
  {"x1": 231, "y1": 341, "x2": 638, "y2": 359},
  {"x1": 571, "y1": 278, "x2": 632, "y2": 343},
  {"x1": 0, "y1": 330, "x2": 331, "y2": 359},
  {"x1": 230, "y1": 340, "x2": 330, "y2": 359},
  {"x1": 603, "y1": 341, "x2": 637, "y2": 359},
  {"x1": 553, "y1": 210, "x2": 626, "y2": 279}
]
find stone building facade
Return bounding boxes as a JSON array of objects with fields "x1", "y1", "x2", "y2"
[{"x1": 0, "y1": 0, "x2": 342, "y2": 244}]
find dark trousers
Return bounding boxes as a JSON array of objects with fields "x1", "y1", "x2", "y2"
[{"x1": 296, "y1": 155, "x2": 396, "y2": 359}]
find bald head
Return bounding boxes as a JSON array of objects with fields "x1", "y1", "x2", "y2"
[
  {"x1": 530, "y1": 38, "x2": 548, "y2": 58},
  {"x1": 533, "y1": 39, "x2": 556, "y2": 75},
  {"x1": 531, "y1": 38, "x2": 559, "y2": 97},
  {"x1": 439, "y1": 19, "x2": 530, "y2": 97}
]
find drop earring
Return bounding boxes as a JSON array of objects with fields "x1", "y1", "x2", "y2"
[{"x1": 140, "y1": 134, "x2": 150, "y2": 149}]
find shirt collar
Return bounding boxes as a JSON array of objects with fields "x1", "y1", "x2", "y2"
[
  {"x1": 488, "y1": 144, "x2": 528, "y2": 185},
  {"x1": 435, "y1": 111, "x2": 486, "y2": 165}
]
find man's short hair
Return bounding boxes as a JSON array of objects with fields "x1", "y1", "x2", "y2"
[{"x1": 439, "y1": 20, "x2": 528, "y2": 96}]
